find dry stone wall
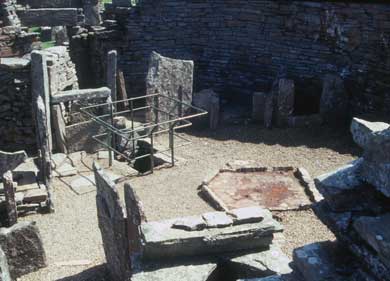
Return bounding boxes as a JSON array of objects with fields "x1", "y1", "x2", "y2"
[{"x1": 107, "y1": 0, "x2": 390, "y2": 115}]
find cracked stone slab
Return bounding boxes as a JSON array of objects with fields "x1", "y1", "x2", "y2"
[
  {"x1": 132, "y1": 262, "x2": 217, "y2": 281},
  {"x1": 202, "y1": 211, "x2": 234, "y2": 228},
  {"x1": 141, "y1": 214, "x2": 282, "y2": 260},
  {"x1": 53, "y1": 163, "x2": 77, "y2": 177}
]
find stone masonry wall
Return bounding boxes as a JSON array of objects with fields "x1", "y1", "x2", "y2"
[
  {"x1": 107, "y1": 0, "x2": 390, "y2": 115},
  {"x1": 0, "y1": 48, "x2": 78, "y2": 153}
]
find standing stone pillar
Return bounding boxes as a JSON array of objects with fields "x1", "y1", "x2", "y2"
[
  {"x1": 31, "y1": 51, "x2": 53, "y2": 211},
  {"x1": 107, "y1": 50, "x2": 118, "y2": 104},
  {"x1": 83, "y1": 0, "x2": 101, "y2": 26},
  {"x1": 2, "y1": 171, "x2": 17, "y2": 227},
  {"x1": 276, "y1": 79, "x2": 295, "y2": 127}
]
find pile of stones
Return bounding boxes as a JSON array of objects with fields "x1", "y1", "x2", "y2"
[{"x1": 309, "y1": 117, "x2": 390, "y2": 281}]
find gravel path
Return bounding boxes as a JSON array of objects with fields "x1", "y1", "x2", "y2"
[{"x1": 19, "y1": 125, "x2": 360, "y2": 280}]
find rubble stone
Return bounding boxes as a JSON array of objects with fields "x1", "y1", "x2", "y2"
[{"x1": 229, "y1": 206, "x2": 268, "y2": 225}]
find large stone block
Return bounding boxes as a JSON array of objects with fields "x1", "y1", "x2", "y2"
[
  {"x1": 351, "y1": 118, "x2": 390, "y2": 149},
  {"x1": 146, "y1": 51, "x2": 194, "y2": 125},
  {"x1": 276, "y1": 79, "x2": 295, "y2": 127},
  {"x1": 193, "y1": 89, "x2": 219, "y2": 129},
  {"x1": 93, "y1": 162, "x2": 131, "y2": 281},
  {"x1": 0, "y1": 222, "x2": 46, "y2": 279},
  {"x1": 360, "y1": 127, "x2": 390, "y2": 197}
]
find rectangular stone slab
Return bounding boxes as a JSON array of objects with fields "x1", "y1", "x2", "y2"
[
  {"x1": 141, "y1": 215, "x2": 282, "y2": 260},
  {"x1": 51, "y1": 87, "x2": 110, "y2": 104}
]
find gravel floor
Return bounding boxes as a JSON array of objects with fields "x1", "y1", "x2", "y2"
[{"x1": 18, "y1": 124, "x2": 360, "y2": 280}]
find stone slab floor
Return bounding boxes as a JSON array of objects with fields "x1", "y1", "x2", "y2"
[{"x1": 18, "y1": 124, "x2": 359, "y2": 281}]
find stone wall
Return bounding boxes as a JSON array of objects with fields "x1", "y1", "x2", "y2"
[
  {"x1": 104, "y1": 0, "x2": 390, "y2": 115},
  {"x1": 0, "y1": 47, "x2": 78, "y2": 153}
]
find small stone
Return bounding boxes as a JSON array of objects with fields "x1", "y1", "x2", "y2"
[
  {"x1": 202, "y1": 211, "x2": 234, "y2": 228},
  {"x1": 229, "y1": 206, "x2": 269, "y2": 225},
  {"x1": 172, "y1": 216, "x2": 206, "y2": 231}
]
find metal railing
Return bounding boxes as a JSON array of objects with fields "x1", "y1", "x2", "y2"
[{"x1": 80, "y1": 93, "x2": 207, "y2": 173}]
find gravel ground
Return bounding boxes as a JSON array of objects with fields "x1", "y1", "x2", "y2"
[{"x1": 18, "y1": 124, "x2": 360, "y2": 280}]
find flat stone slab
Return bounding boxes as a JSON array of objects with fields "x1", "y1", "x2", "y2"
[
  {"x1": 202, "y1": 212, "x2": 233, "y2": 228},
  {"x1": 353, "y1": 214, "x2": 390, "y2": 268},
  {"x1": 202, "y1": 167, "x2": 313, "y2": 211},
  {"x1": 0, "y1": 58, "x2": 30, "y2": 70},
  {"x1": 228, "y1": 207, "x2": 268, "y2": 225},
  {"x1": 132, "y1": 262, "x2": 217, "y2": 281},
  {"x1": 141, "y1": 212, "x2": 282, "y2": 260},
  {"x1": 70, "y1": 172, "x2": 122, "y2": 195},
  {"x1": 228, "y1": 244, "x2": 292, "y2": 278},
  {"x1": 172, "y1": 216, "x2": 207, "y2": 231},
  {"x1": 0, "y1": 150, "x2": 27, "y2": 176}
]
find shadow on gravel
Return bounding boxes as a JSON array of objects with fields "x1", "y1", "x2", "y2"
[
  {"x1": 183, "y1": 124, "x2": 361, "y2": 156},
  {"x1": 56, "y1": 264, "x2": 110, "y2": 281}
]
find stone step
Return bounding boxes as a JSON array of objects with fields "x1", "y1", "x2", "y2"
[{"x1": 141, "y1": 208, "x2": 283, "y2": 260}]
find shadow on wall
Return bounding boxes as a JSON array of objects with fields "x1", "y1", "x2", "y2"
[{"x1": 183, "y1": 124, "x2": 361, "y2": 156}]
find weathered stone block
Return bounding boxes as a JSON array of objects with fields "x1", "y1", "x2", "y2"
[
  {"x1": 146, "y1": 51, "x2": 194, "y2": 125},
  {"x1": 193, "y1": 89, "x2": 219, "y2": 129},
  {"x1": 0, "y1": 221, "x2": 46, "y2": 279},
  {"x1": 351, "y1": 117, "x2": 389, "y2": 149},
  {"x1": 93, "y1": 162, "x2": 131, "y2": 281},
  {"x1": 0, "y1": 150, "x2": 27, "y2": 176}
]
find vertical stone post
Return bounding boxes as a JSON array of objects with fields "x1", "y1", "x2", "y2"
[
  {"x1": 31, "y1": 51, "x2": 53, "y2": 211},
  {"x1": 83, "y1": 0, "x2": 101, "y2": 26},
  {"x1": 2, "y1": 171, "x2": 17, "y2": 227},
  {"x1": 107, "y1": 51, "x2": 118, "y2": 164}
]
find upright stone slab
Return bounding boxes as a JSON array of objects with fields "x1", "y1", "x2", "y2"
[
  {"x1": 352, "y1": 120, "x2": 390, "y2": 197},
  {"x1": 0, "y1": 247, "x2": 11, "y2": 281},
  {"x1": 320, "y1": 74, "x2": 348, "y2": 125},
  {"x1": 93, "y1": 162, "x2": 131, "y2": 281},
  {"x1": 83, "y1": 0, "x2": 101, "y2": 26},
  {"x1": 252, "y1": 92, "x2": 266, "y2": 123},
  {"x1": 146, "y1": 51, "x2": 194, "y2": 124},
  {"x1": 124, "y1": 183, "x2": 146, "y2": 261},
  {"x1": 2, "y1": 172, "x2": 17, "y2": 227},
  {"x1": 0, "y1": 222, "x2": 46, "y2": 279},
  {"x1": 276, "y1": 79, "x2": 295, "y2": 127},
  {"x1": 193, "y1": 89, "x2": 219, "y2": 129},
  {"x1": 31, "y1": 51, "x2": 52, "y2": 195},
  {"x1": 0, "y1": 150, "x2": 27, "y2": 176}
]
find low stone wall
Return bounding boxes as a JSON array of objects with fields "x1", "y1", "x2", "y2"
[{"x1": 102, "y1": 0, "x2": 390, "y2": 116}]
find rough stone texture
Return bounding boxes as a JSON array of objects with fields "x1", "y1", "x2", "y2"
[
  {"x1": 293, "y1": 241, "x2": 374, "y2": 281},
  {"x1": 0, "y1": 150, "x2": 27, "y2": 176},
  {"x1": 141, "y1": 213, "x2": 282, "y2": 260},
  {"x1": 2, "y1": 171, "x2": 17, "y2": 227},
  {"x1": 0, "y1": 221, "x2": 46, "y2": 279},
  {"x1": 172, "y1": 216, "x2": 206, "y2": 232},
  {"x1": 358, "y1": 126, "x2": 390, "y2": 197},
  {"x1": 146, "y1": 51, "x2": 194, "y2": 124},
  {"x1": 228, "y1": 207, "x2": 267, "y2": 225},
  {"x1": 351, "y1": 117, "x2": 390, "y2": 149},
  {"x1": 0, "y1": 247, "x2": 11, "y2": 281},
  {"x1": 276, "y1": 79, "x2": 295, "y2": 127},
  {"x1": 132, "y1": 262, "x2": 217, "y2": 281},
  {"x1": 104, "y1": 1, "x2": 390, "y2": 116},
  {"x1": 353, "y1": 214, "x2": 390, "y2": 268},
  {"x1": 51, "y1": 87, "x2": 110, "y2": 104},
  {"x1": 193, "y1": 89, "x2": 219, "y2": 129},
  {"x1": 93, "y1": 162, "x2": 131, "y2": 281}
]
